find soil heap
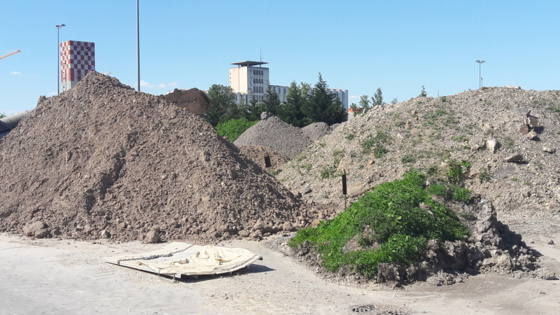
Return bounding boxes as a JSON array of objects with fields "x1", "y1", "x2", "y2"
[
  {"x1": 234, "y1": 114, "x2": 313, "y2": 159},
  {"x1": 0, "y1": 71, "x2": 324, "y2": 242},
  {"x1": 161, "y1": 88, "x2": 210, "y2": 115}
]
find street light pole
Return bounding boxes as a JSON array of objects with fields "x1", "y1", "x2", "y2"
[
  {"x1": 137, "y1": 0, "x2": 140, "y2": 92},
  {"x1": 56, "y1": 24, "x2": 66, "y2": 94},
  {"x1": 476, "y1": 60, "x2": 485, "y2": 89}
]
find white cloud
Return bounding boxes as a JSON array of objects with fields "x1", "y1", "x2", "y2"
[
  {"x1": 349, "y1": 95, "x2": 359, "y2": 99},
  {"x1": 10, "y1": 71, "x2": 22, "y2": 75},
  {"x1": 140, "y1": 80, "x2": 177, "y2": 89},
  {"x1": 103, "y1": 71, "x2": 111, "y2": 75}
]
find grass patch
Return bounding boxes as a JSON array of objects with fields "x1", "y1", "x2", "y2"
[
  {"x1": 289, "y1": 171, "x2": 470, "y2": 278},
  {"x1": 362, "y1": 131, "x2": 391, "y2": 157}
]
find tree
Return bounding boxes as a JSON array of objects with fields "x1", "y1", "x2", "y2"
[
  {"x1": 419, "y1": 85, "x2": 427, "y2": 97},
  {"x1": 359, "y1": 95, "x2": 371, "y2": 114},
  {"x1": 262, "y1": 85, "x2": 281, "y2": 116},
  {"x1": 206, "y1": 84, "x2": 237, "y2": 126},
  {"x1": 372, "y1": 87, "x2": 384, "y2": 106},
  {"x1": 303, "y1": 73, "x2": 347, "y2": 125},
  {"x1": 0, "y1": 113, "x2": 5, "y2": 119},
  {"x1": 279, "y1": 81, "x2": 310, "y2": 127}
]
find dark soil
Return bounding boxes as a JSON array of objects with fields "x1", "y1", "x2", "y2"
[{"x1": 161, "y1": 88, "x2": 210, "y2": 115}]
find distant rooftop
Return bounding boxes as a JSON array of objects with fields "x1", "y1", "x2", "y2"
[{"x1": 231, "y1": 61, "x2": 268, "y2": 67}]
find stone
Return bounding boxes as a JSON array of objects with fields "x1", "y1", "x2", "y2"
[
  {"x1": 525, "y1": 115, "x2": 538, "y2": 128},
  {"x1": 543, "y1": 147, "x2": 556, "y2": 154},
  {"x1": 99, "y1": 229, "x2": 111, "y2": 239},
  {"x1": 519, "y1": 124, "x2": 530, "y2": 135},
  {"x1": 260, "y1": 112, "x2": 271, "y2": 120},
  {"x1": 23, "y1": 221, "x2": 50, "y2": 238},
  {"x1": 505, "y1": 154, "x2": 524, "y2": 163},
  {"x1": 486, "y1": 138, "x2": 498, "y2": 153},
  {"x1": 526, "y1": 130, "x2": 538, "y2": 140},
  {"x1": 145, "y1": 228, "x2": 161, "y2": 243},
  {"x1": 504, "y1": 85, "x2": 521, "y2": 89}
]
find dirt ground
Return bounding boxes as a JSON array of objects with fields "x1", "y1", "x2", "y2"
[{"x1": 2, "y1": 216, "x2": 559, "y2": 315}]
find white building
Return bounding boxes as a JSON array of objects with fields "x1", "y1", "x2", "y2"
[{"x1": 229, "y1": 60, "x2": 348, "y2": 109}]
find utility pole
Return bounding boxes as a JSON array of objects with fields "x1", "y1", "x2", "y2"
[
  {"x1": 56, "y1": 24, "x2": 66, "y2": 94},
  {"x1": 476, "y1": 60, "x2": 485, "y2": 89},
  {"x1": 137, "y1": 0, "x2": 141, "y2": 91}
]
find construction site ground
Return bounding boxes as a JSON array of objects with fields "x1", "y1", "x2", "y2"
[{"x1": 1, "y1": 220, "x2": 559, "y2": 315}]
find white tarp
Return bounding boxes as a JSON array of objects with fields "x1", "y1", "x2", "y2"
[{"x1": 105, "y1": 242, "x2": 261, "y2": 277}]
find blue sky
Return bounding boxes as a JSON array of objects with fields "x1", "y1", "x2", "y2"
[{"x1": 1, "y1": 0, "x2": 559, "y2": 115}]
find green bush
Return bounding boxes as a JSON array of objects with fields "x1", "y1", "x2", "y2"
[
  {"x1": 215, "y1": 118, "x2": 258, "y2": 142},
  {"x1": 289, "y1": 171, "x2": 469, "y2": 278}
]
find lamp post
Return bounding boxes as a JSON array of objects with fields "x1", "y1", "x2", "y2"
[
  {"x1": 137, "y1": 0, "x2": 140, "y2": 91},
  {"x1": 476, "y1": 60, "x2": 485, "y2": 89},
  {"x1": 56, "y1": 24, "x2": 66, "y2": 94}
]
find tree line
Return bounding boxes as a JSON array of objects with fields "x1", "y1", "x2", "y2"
[{"x1": 205, "y1": 73, "x2": 347, "y2": 128}]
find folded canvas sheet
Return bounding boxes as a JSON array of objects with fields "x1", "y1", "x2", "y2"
[{"x1": 105, "y1": 242, "x2": 261, "y2": 277}]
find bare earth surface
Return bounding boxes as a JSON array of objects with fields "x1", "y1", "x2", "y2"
[{"x1": 1, "y1": 229, "x2": 559, "y2": 315}]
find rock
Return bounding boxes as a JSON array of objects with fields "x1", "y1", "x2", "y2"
[
  {"x1": 543, "y1": 147, "x2": 556, "y2": 154},
  {"x1": 260, "y1": 112, "x2": 271, "y2": 120},
  {"x1": 504, "y1": 85, "x2": 521, "y2": 89},
  {"x1": 347, "y1": 183, "x2": 368, "y2": 198},
  {"x1": 505, "y1": 154, "x2": 524, "y2": 163},
  {"x1": 526, "y1": 130, "x2": 538, "y2": 140},
  {"x1": 548, "y1": 240, "x2": 555, "y2": 245},
  {"x1": 99, "y1": 229, "x2": 111, "y2": 239},
  {"x1": 519, "y1": 124, "x2": 530, "y2": 135},
  {"x1": 535, "y1": 268, "x2": 558, "y2": 280},
  {"x1": 486, "y1": 138, "x2": 498, "y2": 153},
  {"x1": 525, "y1": 116, "x2": 539, "y2": 128},
  {"x1": 23, "y1": 221, "x2": 50, "y2": 238},
  {"x1": 144, "y1": 228, "x2": 161, "y2": 243}
]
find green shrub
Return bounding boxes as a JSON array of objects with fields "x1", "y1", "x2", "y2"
[
  {"x1": 215, "y1": 118, "x2": 258, "y2": 142},
  {"x1": 444, "y1": 160, "x2": 470, "y2": 184},
  {"x1": 320, "y1": 165, "x2": 337, "y2": 179},
  {"x1": 401, "y1": 154, "x2": 417, "y2": 164},
  {"x1": 362, "y1": 131, "x2": 391, "y2": 155},
  {"x1": 479, "y1": 172, "x2": 491, "y2": 183},
  {"x1": 289, "y1": 171, "x2": 469, "y2": 277},
  {"x1": 452, "y1": 186, "x2": 471, "y2": 203}
]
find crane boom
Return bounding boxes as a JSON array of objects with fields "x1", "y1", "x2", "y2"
[{"x1": 0, "y1": 49, "x2": 21, "y2": 60}]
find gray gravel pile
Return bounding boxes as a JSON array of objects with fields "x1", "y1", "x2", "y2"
[
  {"x1": 234, "y1": 115, "x2": 313, "y2": 159},
  {"x1": 301, "y1": 122, "x2": 332, "y2": 142},
  {"x1": 277, "y1": 87, "x2": 560, "y2": 222}
]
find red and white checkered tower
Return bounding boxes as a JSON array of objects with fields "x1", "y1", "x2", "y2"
[{"x1": 60, "y1": 40, "x2": 95, "y2": 92}]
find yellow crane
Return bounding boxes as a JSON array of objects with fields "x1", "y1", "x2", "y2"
[{"x1": 0, "y1": 49, "x2": 21, "y2": 60}]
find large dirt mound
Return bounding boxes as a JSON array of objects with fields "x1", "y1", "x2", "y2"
[
  {"x1": 0, "y1": 72, "x2": 324, "y2": 242},
  {"x1": 161, "y1": 88, "x2": 210, "y2": 115},
  {"x1": 277, "y1": 87, "x2": 560, "y2": 223},
  {"x1": 234, "y1": 115, "x2": 313, "y2": 159}
]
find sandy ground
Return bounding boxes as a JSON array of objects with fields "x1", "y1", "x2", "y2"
[{"x1": 1, "y1": 228, "x2": 559, "y2": 315}]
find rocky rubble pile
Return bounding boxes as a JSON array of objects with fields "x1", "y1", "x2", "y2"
[
  {"x1": 276, "y1": 87, "x2": 560, "y2": 222},
  {"x1": 0, "y1": 72, "x2": 326, "y2": 242},
  {"x1": 234, "y1": 114, "x2": 313, "y2": 159}
]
